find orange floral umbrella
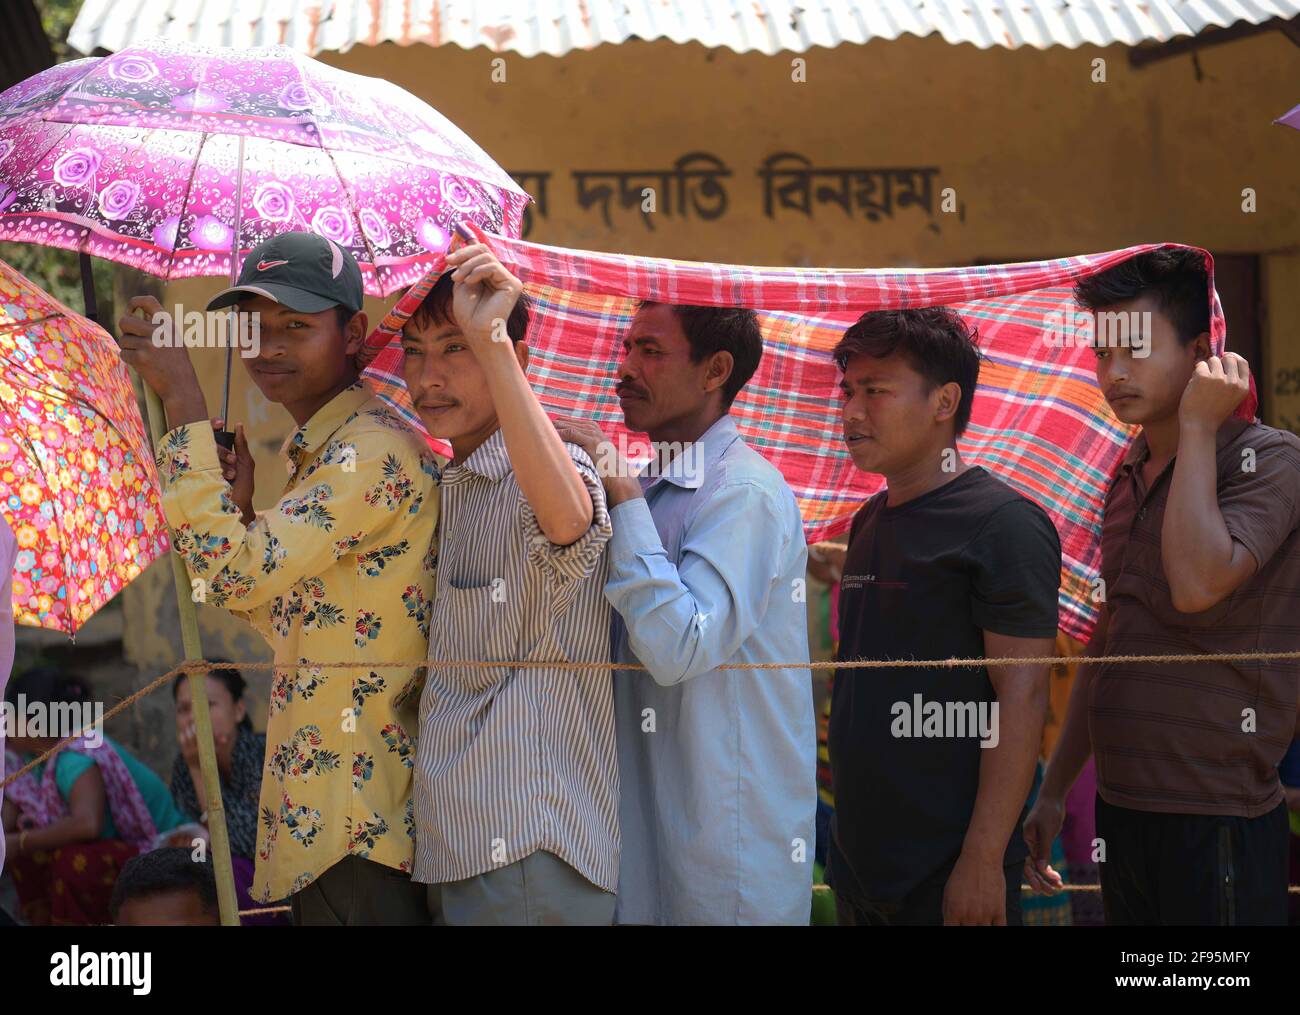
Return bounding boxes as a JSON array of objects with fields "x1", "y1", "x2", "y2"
[{"x1": 0, "y1": 257, "x2": 170, "y2": 634}]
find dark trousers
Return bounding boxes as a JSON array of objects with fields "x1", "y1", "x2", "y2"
[
  {"x1": 291, "y1": 855, "x2": 430, "y2": 926},
  {"x1": 1095, "y1": 794, "x2": 1289, "y2": 926},
  {"x1": 835, "y1": 859, "x2": 1024, "y2": 926}
]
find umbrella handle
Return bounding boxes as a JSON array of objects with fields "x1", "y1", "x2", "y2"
[
  {"x1": 213, "y1": 430, "x2": 235, "y2": 451},
  {"x1": 140, "y1": 383, "x2": 242, "y2": 928},
  {"x1": 79, "y1": 252, "x2": 98, "y2": 323}
]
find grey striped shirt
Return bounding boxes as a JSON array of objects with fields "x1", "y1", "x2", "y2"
[{"x1": 412, "y1": 428, "x2": 619, "y2": 891}]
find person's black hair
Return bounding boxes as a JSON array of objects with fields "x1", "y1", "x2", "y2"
[
  {"x1": 636, "y1": 302, "x2": 763, "y2": 406},
  {"x1": 832, "y1": 308, "x2": 981, "y2": 436},
  {"x1": 170, "y1": 657, "x2": 252, "y2": 731},
  {"x1": 108, "y1": 848, "x2": 218, "y2": 922},
  {"x1": 1072, "y1": 247, "x2": 1210, "y2": 345},
  {"x1": 4, "y1": 665, "x2": 91, "y2": 710},
  {"x1": 406, "y1": 271, "x2": 531, "y2": 344}
]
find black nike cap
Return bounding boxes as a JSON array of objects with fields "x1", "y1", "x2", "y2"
[{"x1": 206, "y1": 232, "x2": 363, "y2": 314}]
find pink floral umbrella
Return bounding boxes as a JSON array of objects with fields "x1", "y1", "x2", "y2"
[
  {"x1": 0, "y1": 256, "x2": 171, "y2": 635},
  {"x1": 0, "y1": 37, "x2": 531, "y2": 437},
  {"x1": 0, "y1": 38, "x2": 530, "y2": 296}
]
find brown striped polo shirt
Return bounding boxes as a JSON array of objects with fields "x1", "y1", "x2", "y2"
[{"x1": 1090, "y1": 418, "x2": 1300, "y2": 818}]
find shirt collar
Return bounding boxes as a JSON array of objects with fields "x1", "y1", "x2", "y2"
[
  {"x1": 645, "y1": 413, "x2": 742, "y2": 492},
  {"x1": 444, "y1": 427, "x2": 512, "y2": 484},
  {"x1": 1120, "y1": 417, "x2": 1251, "y2": 473},
  {"x1": 279, "y1": 381, "x2": 374, "y2": 468},
  {"x1": 1120, "y1": 431, "x2": 1149, "y2": 472}
]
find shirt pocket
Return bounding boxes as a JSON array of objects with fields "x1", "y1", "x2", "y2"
[{"x1": 431, "y1": 579, "x2": 523, "y2": 695}]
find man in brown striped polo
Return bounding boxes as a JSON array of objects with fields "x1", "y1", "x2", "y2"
[{"x1": 1024, "y1": 248, "x2": 1300, "y2": 925}]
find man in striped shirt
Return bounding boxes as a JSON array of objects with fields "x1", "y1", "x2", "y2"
[{"x1": 400, "y1": 242, "x2": 618, "y2": 925}]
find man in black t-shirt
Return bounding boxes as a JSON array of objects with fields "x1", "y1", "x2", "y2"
[{"x1": 827, "y1": 308, "x2": 1061, "y2": 926}]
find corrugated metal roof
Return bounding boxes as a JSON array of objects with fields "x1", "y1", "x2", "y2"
[{"x1": 67, "y1": 0, "x2": 1300, "y2": 58}]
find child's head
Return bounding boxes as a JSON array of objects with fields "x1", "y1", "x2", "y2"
[
  {"x1": 399, "y1": 270, "x2": 531, "y2": 449},
  {"x1": 110, "y1": 848, "x2": 220, "y2": 926},
  {"x1": 206, "y1": 232, "x2": 368, "y2": 414},
  {"x1": 833, "y1": 308, "x2": 978, "y2": 476},
  {"x1": 1074, "y1": 248, "x2": 1212, "y2": 427},
  {"x1": 617, "y1": 302, "x2": 762, "y2": 435}
]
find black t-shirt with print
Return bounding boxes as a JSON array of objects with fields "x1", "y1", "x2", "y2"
[{"x1": 826, "y1": 466, "x2": 1061, "y2": 908}]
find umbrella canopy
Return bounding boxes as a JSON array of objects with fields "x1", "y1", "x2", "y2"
[
  {"x1": 0, "y1": 38, "x2": 530, "y2": 295},
  {"x1": 1275, "y1": 102, "x2": 1300, "y2": 131},
  {"x1": 0, "y1": 256, "x2": 170, "y2": 635}
]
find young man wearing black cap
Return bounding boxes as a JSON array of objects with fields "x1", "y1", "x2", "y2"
[{"x1": 119, "y1": 232, "x2": 440, "y2": 925}]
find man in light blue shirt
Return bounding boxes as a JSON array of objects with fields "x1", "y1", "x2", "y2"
[{"x1": 556, "y1": 302, "x2": 816, "y2": 925}]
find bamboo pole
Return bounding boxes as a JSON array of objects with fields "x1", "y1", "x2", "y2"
[{"x1": 140, "y1": 385, "x2": 241, "y2": 927}]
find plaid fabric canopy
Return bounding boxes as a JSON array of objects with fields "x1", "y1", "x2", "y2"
[{"x1": 361, "y1": 229, "x2": 1248, "y2": 644}]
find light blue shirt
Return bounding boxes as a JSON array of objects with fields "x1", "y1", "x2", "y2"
[{"x1": 606, "y1": 414, "x2": 816, "y2": 925}]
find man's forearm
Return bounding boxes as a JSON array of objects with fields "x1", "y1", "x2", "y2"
[
  {"x1": 162, "y1": 382, "x2": 209, "y2": 430},
  {"x1": 1039, "y1": 661, "x2": 1095, "y2": 801},
  {"x1": 1162, "y1": 422, "x2": 1239, "y2": 606},
  {"x1": 1039, "y1": 620, "x2": 1110, "y2": 800},
  {"x1": 478, "y1": 341, "x2": 592, "y2": 545},
  {"x1": 962, "y1": 674, "x2": 1047, "y2": 862},
  {"x1": 19, "y1": 812, "x2": 102, "y2": 851}
]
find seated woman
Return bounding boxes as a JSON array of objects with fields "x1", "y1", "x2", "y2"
[
  {"x1": 2, "y1": 666, "x2": 185, "y2": 925},
  {"x1": 168, "y1": 660, "x2": 286, "y2": 924}
]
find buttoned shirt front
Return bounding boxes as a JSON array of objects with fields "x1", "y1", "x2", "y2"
[
  {"x1": 606, "y1": 414, "x2": 817, "y2": 925},
  {"x1": 412, "y1": 428, "x2": 618, "y2": 893},
  {"x1": 157, "y1": 382, "x2": 440, "y2": 901},
  {"x1": 1092, "y1": 418, "x2": 1300, "y2": 818}
]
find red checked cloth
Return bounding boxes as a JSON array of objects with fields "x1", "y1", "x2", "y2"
[{"x1": 360, "y1": 227, "x2": 1256, "y2": 643}]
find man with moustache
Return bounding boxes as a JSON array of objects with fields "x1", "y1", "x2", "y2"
[
  {"x1": 555, "y1": 303, "x2": 816, "y2": 926},
  {"x1": 398, "y1": 243, "x2": 618, "y2": 925}
]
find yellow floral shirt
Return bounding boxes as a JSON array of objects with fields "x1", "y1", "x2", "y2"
[{"x1": 156, "y1": 382, "x2": 439, "y2": 902}]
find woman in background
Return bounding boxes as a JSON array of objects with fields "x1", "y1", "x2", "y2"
[
  {"x1": 169, "y1": 659, "x2": 286, "y2": 924},
  {"x1": 2, "y1": 666, "x2": 184, "y2": 924}
]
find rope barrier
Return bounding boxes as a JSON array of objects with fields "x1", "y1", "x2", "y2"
[
  {"x1": 5, "y1": 648, "x2": 1299, "y2": 791},
  {"x1": 3, "y1": 665, "x2": 182, "y2": 789},
  {"x1": 10, "y1": 651, "x2": 1300, "y2": 917}
]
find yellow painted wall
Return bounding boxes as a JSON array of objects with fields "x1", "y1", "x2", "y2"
[
  {"x1": 326, "y1": 35, "x2": 1299, "y2": 264},
  {"x1": 122, "y1": 33, "x2": 1300, "y2": 681},
  {"x1": 1263, "y1": 254, "x2": 1300, "y2": 434}
]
